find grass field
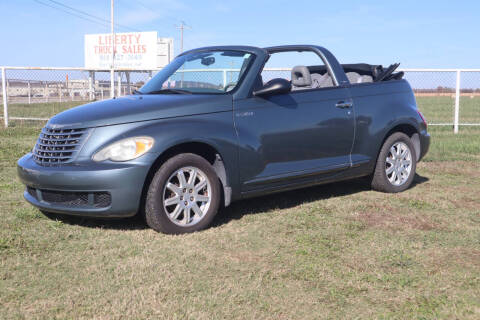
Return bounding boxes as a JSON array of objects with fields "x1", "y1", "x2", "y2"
[
  {"x1": 7, "y1": 101, "x2": 85, "y2": 119},
  {"x1": 0, "y1": 122, "x2": 479, "y2": 319},
  {"x1": 415, "y1": 96, "x2": 480, "y2": 124}
]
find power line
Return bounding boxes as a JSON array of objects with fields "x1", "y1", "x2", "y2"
[
  {"x1": 45, "y1": 0, "x2": 140, "y2": 31},
  {"x1": 47, "y1": 0, "x2": 111, "y2": 24},
  {"x1": 33, "y1": 0, "x2": 140, "y2": 32},
  {"x1": 33, "y1": 0, "x2": 110, "y2": 28}
]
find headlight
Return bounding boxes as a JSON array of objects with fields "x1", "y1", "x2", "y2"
[{"x1": 92, "y1": 137, "x2": 154, "y2": 162}]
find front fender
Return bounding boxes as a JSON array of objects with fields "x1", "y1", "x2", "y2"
[{"x1": 79, "y1": 112, "x2": 239, "y2": 198}]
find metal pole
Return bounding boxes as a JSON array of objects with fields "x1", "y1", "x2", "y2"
[
  {"x1": 28, "y1": 81, "x2": 31, "y2": 104},
  {"x1": 88, "y1": 71, "x2": 93, "y2": 100},
  {"x1": 1, "y1": 67, "x2": 8, "y2": 127},
  {"x1": 180, "y1": 23, "x2": 183, "y2": 53},
  {"x1": 223, "y1": 70, "x2": 227, "y2": 88},
  {"x1": 176, "y1": 21, "x2": 190, "y2": 53},
  {"x1": 176, "y1": 22, "x2": 189, "y2": 87},
  {"x1": 92, "y1": 72, "x2": 96, "y2": 100},
  {"x1": 110, "y1": 0, "x2": 115, "y2": 98},
  {"x1": 126, "y1": 72, "x2": 131, "y2": 94},
  {"x1": 67, "y1": 74, "x2": 72, "y2": 101},
  {"x1": 454, "y1": 70, "x2": 461, "y2": 134},
  {"x1": 117, "y1": 72, "x2": 121, "y2": 96}
]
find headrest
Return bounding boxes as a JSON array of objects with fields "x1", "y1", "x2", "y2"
[{"x1": 291, "y1": 65, "x2": 312, "y2": 87}]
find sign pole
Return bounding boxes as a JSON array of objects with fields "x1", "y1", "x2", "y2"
[
  {"x1": 110, "y1": 0, "x2": 115, "y2": 99},
  {"x1": 117, "y1": 73, "x2": 121, "y2": 97},
  {"x1": 126, "y1": 72, "x2": 131, "y2": 94}
]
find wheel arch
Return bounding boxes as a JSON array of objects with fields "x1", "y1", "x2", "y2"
[
  {"x1": 381, "y1": 121, "x2": 421, "y2": 161},
  {"x1": 140, "y1": 141, "x2": 232, "y2": 216}
]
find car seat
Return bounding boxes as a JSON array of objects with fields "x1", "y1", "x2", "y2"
[{"x1": 291, "y1": 66, "x2": 312, "y2": 90}]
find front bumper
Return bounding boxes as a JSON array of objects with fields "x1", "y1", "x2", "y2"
[{"x1": 17, "y1": 153, "x2": 157, "y2": 217}]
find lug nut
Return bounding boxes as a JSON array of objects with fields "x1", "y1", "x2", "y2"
[
  {"x1": 190, "y1": 196, "x2": 194, "y2": 201},
  {"x1": 189, "y1": 189, "x2": 193, "y2": 193},
  {"x1": 180, "y1": 196, "x2": 183, "y2": 200},
  {"x1": 184, "y1": 201, "x2": 188, "y2": 205}
]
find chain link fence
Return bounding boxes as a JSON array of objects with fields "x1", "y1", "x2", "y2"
[
  {"x1": 401, "y1": 70, "x2": 480, "y2": 132},
  {"x1": 1, "y1": 67, "x2": 479, "y2": 132},
  {"x1": 0, "y1": 67, "x2": 154, "y2": 125}
]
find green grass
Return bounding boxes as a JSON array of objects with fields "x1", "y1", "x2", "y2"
[
  {"x1": 459, "y1": 96, "x2": 480, "y2": 124},
  {"x1": 1, "y1": 126, "x2": 479, "y2": 318},
  {"x1": 7, "y1": 101, "x2": 85, "y2": 119},
  {"x1": 423, "y1": 126, "x2": 480, "y2": 162},
  {"x1": 416, "y1": 96, "x2": 480, "y2": 124}
]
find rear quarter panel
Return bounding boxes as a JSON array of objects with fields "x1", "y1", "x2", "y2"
[{"x1": 349, "y1": 80, "x2": 421, "y2": 172}]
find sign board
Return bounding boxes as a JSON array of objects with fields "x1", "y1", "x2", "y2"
[
  {"x1": 84, "y1": 31, "x2": 173, "y2": 70},
  {"x1": 156, "y1": 37, "x2": 175, "y2": 68}
]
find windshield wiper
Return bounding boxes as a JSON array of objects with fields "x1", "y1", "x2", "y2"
[
  {"x1": 131, "y1": 89, "x2": 142, "y2": 95},
  {"x1": 144, "y1": 89, "x2": 192, "y2": 95}
]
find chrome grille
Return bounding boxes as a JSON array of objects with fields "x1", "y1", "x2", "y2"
[{"x1": 33, "y1": 126, "x2": 89, "y2": 165}]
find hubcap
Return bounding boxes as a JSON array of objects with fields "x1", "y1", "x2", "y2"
[
  {"x1": 163, "y1": 166, "x2": 211, "y2": 226},
  {"x1": 385, "y1": 142, "x2": 412, "y2": 186}
]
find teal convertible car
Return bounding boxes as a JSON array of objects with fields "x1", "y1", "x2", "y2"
[{"x1": 18, "y1": 45, "x2": 430, "y2": 234}]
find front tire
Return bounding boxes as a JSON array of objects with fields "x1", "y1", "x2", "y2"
[
  {"x1": 371, "y1": 132, "x2": 417, "y2": 193},
  {"x1": 145, "y1": 153, "x2": 221, "y2": 234}
]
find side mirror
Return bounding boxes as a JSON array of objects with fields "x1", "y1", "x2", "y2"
[{"x1": 253, "y1": 78, "x2": 291, "y2": 97}]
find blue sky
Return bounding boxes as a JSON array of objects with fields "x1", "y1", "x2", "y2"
[{"x1": 0, "y1": 0, "x2": 478, "y2": 68}]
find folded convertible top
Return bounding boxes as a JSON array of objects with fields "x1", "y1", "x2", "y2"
[{"x1": 308, "y1": 63, "x2": 403, "y2": 82}]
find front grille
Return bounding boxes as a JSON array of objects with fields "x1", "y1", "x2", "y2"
[
  {"x1": 42, "y1": 190, "x2": 90, "y2": 207},
  {"x1": 33, "y1": 126, "x2": 89, "y2": 165},
  {"x1": 94, "y1": 193, "x2": 112, "y2": 208},
  {"x1": 25, "y1": 187, "x2": 111, "y2": 208}
]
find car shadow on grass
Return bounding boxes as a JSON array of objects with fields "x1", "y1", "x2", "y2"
[
  {"x1": 213, "y1": 173, "x2": 429, "y2": 228},
  {"x1": 43, "y1": 174, "x2": 429, "y2": 231},
  {"x1": 43, "y1": 211, "x2": 149, "y2": 230}
]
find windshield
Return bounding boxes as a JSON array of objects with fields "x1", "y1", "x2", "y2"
[{"x1": 138, "y1": 50, "x2": 254, "y2": 94}]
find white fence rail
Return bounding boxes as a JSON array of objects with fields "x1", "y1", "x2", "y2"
[{"x1": 1, "y1": 66, "x2": 479, "y2": 132}]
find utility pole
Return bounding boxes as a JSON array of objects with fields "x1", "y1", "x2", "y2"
[
  {"x1": 110, "y1": 0, "x2": 115, "y2": 99},
  {"x1": 175, "y1": 21, "x2": 190, "y2": 53},
  {"x1": 176, "y1": 21, "x2": 190, "y2": 88}
]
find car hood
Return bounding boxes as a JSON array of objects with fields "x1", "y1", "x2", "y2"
[{"x1": 47, "y1": 94, "x2": 233, "y2": 128}]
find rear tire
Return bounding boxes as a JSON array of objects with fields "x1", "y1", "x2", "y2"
[
  {"x1": 371, "y1": 132, "x2": 417, "y2": 193},
  {"x1": 145, "y1": 153, "x2": 221, "y2": 234}
]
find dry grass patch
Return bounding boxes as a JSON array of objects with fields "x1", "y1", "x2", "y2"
[{"x1": 356, "y1": 212, "x2": 441, "y2": 231}]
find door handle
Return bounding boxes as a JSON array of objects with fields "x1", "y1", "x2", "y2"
[{"x1": 335, "y1": 101, "x2": 353, "y2": 109}]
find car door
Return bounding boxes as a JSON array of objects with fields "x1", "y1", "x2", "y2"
[{"x1": 234, "y1": 86, "x2": 355, "y2": 193}]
